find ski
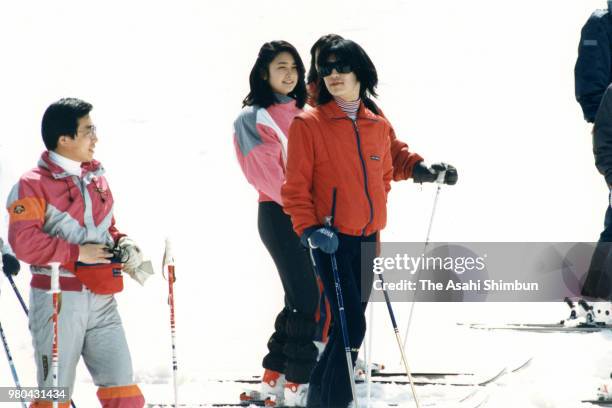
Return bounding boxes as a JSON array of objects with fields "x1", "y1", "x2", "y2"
[
  {"x1": 146, "y1": 404, "x2": 278, "y2": 407},
  {"x1": 461, "y1": 322, "x2": 612, "y2": 333},
  {"x1": 224, "y1": 369, "x2": 493, "y2": 387},
  {"x1": 146, "y1": 404, "x2": 274, "y2": 407},
  {"x1": 453, "y1": 357, "x2": 532, "y2": 408},
  {"x1": 582, "y1": 401, "x2": 612, "y2": 406},
  {"x1": 222, "y1": 362, "x2": 519, "y2": 398},
  {"x1": 146, "y1": 402, "x2": 402, "y2": 407},
  {"x1": 365, "y1": 366, "x2": 506, "y2": 387},
  {"x1": 146, "y1": 360, "x2": 531, "y2": 408},
  {"x1": 367, "y1": 370, "x2": 471, "y2": 378},
  {"x1": 225, "y1": 370, "x2": 473, "y2": 385}
]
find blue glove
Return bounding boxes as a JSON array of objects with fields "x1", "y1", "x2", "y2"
[
  {"x1": 2, "y1": 253, "x2": 20, "y2": 276},
  {"x1": 301, "y1": 226, "x2": 339, "y2": 254}
]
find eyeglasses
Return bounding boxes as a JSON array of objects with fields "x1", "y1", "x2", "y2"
[
  {"x1": 78, "y1": 125, "x2": 97, "y2": 139},
  {"x1": 318, "y1": 61, "x2": 353, "y2": 77}
]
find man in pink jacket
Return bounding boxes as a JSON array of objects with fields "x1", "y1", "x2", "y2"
[{"x1": 7, "y1": 98, "x2": 145, "y2": 408}]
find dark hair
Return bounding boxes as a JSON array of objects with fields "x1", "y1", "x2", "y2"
[
  {"x1": 307, "y1": 34, "x2": 344, "y2": 84},
  {"x1": 316, "y1": 39, "x2": 379, "y2": 114},
  {"x1": 42, "y1": 98, "x2": 93, "y2": 150},
  {"x1": 242, "y1": 41, "x2": 307, "y2": 109}
]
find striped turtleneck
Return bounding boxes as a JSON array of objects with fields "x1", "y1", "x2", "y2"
[{"x1": 334, "y1": 97, "x2": 361, "y2": 120}]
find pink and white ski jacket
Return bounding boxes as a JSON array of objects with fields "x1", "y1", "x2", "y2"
[
  {"x1": 233, "y1": 95, "x2": 303, "y2": 206},
  {"x1": 6, "y1": 151, "x2": 124, "y2": 285}
]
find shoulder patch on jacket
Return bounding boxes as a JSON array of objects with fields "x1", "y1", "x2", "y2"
[
  {"x1": 583, "y1": 39, "x2": 598, "y2": 46},
  {"x1": 8, "y1": 197, "x2": 46, "y2": 223}
]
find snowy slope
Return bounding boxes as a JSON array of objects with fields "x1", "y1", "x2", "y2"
[{"x1": 0, "y1": 0, "x2": 610, "y2": 407}]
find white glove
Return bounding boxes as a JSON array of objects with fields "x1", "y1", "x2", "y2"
[
  {"x1": 128, "y1": 260, "x2": 154, "y2": 286},
  {"x1": 117, "y1": 237, "x2": 154, "y2": 285},
  {"x1": 117, "y1": 236, "x2": 143, "y2": 272}
]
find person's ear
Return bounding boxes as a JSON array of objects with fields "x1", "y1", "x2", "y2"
[{"x1": 57, "y1": 135, "x2": 72, "y2": 147}]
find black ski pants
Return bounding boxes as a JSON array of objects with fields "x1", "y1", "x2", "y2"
[
  {"x1": 309, "y1": 232, "x2": 377, "y2": 408},
  {"x1": 583, "y1": 193, "x2": 612, "y2": 299},
  {"x1": 258, "y1": 202, "x2": 319, "y2": 383}
]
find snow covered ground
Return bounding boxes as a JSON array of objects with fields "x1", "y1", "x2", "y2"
[{"x1": 0, "y1": 0, "x2": 610, "y2": 406}]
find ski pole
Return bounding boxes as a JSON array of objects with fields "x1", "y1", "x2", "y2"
[
  {"x1": 0, "y1": 254, "x2": 26, "y2": 408},
  {"x1": 378, "y1": 273, "x2": 421, "y2": 408},
  {"x1": 330, "y1": 250, "x2": 360, "y2": 408},
  {"x1": 3, "y1": 264, "x2": 77, "y2": 408},
  {"x1": 311, "y1": 247, "x2": 359, "y2": 408},
  {"x1": 402, "y1": 180, "x2": 443, "y2": 350},
  {"x1": 49, "y1": 263, "x2": 61, "y2": 408},
  {"x1": 0, "y1": 320, "x2": 27, "y2": 408},
  {"x1": 163, "y1": 238, "x2": 179, "y2": 408},
  {"x1": 366, "y1": 304, "x2": 373, "y2": 408},
  {"x1": 321, "y1": 188, "x2": 360, "y2": 408},
  {"x1": 4, "y1": 270, "x2": 28, "y2": 315}
]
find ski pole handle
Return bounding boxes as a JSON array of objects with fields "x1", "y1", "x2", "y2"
[
  {"x1": 162, "y1": 238, "x2": 176, "y2": 282},
  {"x1": 49, "y1": 263, "x2": 60, "y2": 294},
  {"x1": 324, "y1": 188, "x2": 338, "y2": 228},
  {"x1": 164, "y1": 238, "x2": 175, "y2": 267}
]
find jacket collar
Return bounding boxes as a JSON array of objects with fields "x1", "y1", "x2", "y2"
[
  {"x1": 274, "y1": 93, "x2": 296, "y2": 105},
  {"x1": 38, "y1": 151, "x2": 105, "y2": 180},
  {"x1": 318, "y1": 99, "x2": 379, "y2": 121}
]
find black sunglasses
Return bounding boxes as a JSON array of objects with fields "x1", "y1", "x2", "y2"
[{"x1": 318, "y1": 61, "x2": 353, "y2": 77}]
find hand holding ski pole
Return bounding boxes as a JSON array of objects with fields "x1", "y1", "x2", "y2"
[
  {"x1": 412, "y1": 162, "x2": 458, "y2": 185},
  {"x1": 2, "y1": 253, "x2": 20, "y2": 276},
  {"x1": 1, "y1": 249, "x2": 27, "y2": 314},
  {"x1": 301, "y1": 226, "x2": 339, "y2": 254}
]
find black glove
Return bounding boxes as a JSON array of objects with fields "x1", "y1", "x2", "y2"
[
  {"x1": 301, "y1": 226, "x2": 339, "y2": 254},
  {"x1": 412, "y1": 162, "x2": 458, "y2": 185},
  {"x1": 2, "y1": 253, "x2": 20, "y2": 276}
]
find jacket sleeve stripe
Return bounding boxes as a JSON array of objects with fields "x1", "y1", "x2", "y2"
[
  {"x1": 8, "y1": 197, "x2": 46, "y2": 223},
  {"x1": 257, "y1": 108, "x2": 288, "y2": 164}
]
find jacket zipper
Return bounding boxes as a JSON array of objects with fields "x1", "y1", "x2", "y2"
[{"x1": 350, "y1": 119, "x2": 374, "y2": 236}]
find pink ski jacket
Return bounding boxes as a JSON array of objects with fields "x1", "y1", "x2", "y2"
[
  {"x1": 233, "y1": 95, "x2": 303, "y2": 206},
  {"x1": 6, "y1": 151, "x2": 124, "y2": 286}
]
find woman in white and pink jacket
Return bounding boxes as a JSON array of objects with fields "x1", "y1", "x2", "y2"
[{"x1": 233, "y1": 41, "x2": 318, "y2": 406}]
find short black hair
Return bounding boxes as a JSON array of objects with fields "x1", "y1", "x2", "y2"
[
  {"x1": 307, "y1": 34, "x2": 344, "y2": 85},
  {"x1": 41, "y1": 98, "x2": 93, "y2": 150},
  {"x1": 316, "y1": 39, "x2": 379, "y2": 114},
  {"x1": 242, "y1": 41, "x2": 307, "y2": 109}
]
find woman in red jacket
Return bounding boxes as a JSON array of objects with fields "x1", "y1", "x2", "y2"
[
  {"x1": 307, "y1": 34, "x2": 458, "y2": 184},
  {"x1": 233, "y1": 41, "x2": 319, "y2": 406},
  {"x1": 282, "y1": 38, "x2": 392, "y2": 408}
]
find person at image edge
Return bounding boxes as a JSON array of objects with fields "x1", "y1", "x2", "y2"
[{"x1": 6, "y1": 98, "x2": 146, "y2": 408}]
